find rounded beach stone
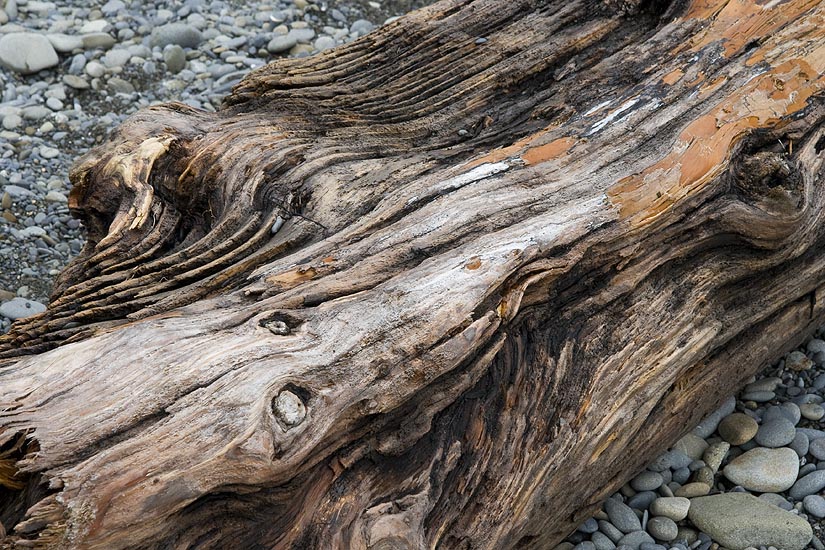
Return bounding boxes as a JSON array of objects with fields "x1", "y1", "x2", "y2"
[
  {"x1": 790, "y1": 430, "x2": 810, "y2": 457},
  {"x1": 617, "y1": 531, "x2": 654, "y2": 550},
  {"x1": 673, "y1": 482, "x2": 710, "y2": 498},
  {"x1": 0, "y1": 32, "x2": 58, "y2": 74},
  {"x1": 789, "y1": 470, "x2": 825, "y2": 500},
  {"x1": 646, "y1": 517, "x2": 677, "y2": 541},
  {"x1": 722, "y1": 447, "x2": 799, "y2": 492},
  {"x1": 598, "y1": 520, "x2": 624, "y2": 543},
  {"x1": 673, "y1": 433, "x2": 708, "y2": 461},
  {"x1": 801, "y1": 403, "x2": 825, "y2": 421},
  {"x1": 604, "y1": 499, "x2": 641, "y2": 534},
  {"x1": 702, "y1": 441, "x2": 729, "y2": 473},
  {"x1": 591, "y1": 532, "x2": 617, "y2": 550},
  {"x1": 649, "y1": 497, "x2": 689, "y2": 521},
  {"x1": 718, "y1": 413, "x2": 758, "y2": 445},
  {"x1": 786, "y1": 350, "x2": 813, "y2": 371},
  {"x1": 803, "y1": 495, "x2": 825, "y2": 519},
  {"x1": 688, "y1": 493, "x2": 812, "y2": 550},
  {"x1": 810, "y1": 437, "x2": 825, "y2": 460},
  {"x1": 754, "y1": 417, "x2": 796, "y2": 448},
  {"x1": 630, "y1": 471, "x2": 663, "y2": 492}
]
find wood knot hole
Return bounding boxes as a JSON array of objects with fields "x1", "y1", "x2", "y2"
[
  {"x1": 272, "y1": 389, "x2": 307, "y2": 427},
  {"x1": 265, "y1": 320, "x2": 290, "y2": 335}
]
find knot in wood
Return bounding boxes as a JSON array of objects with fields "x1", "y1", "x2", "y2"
[
  {"x1": 272, "y1": 390, "x2": 306, "y2": 427},
  {"x1": 265, "y1": 320, "x2": 290, "y2": 335}
]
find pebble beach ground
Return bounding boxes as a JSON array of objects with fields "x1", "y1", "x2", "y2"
[{"x1": 1, "y1": 1, "x2": 825, "y2": 549}]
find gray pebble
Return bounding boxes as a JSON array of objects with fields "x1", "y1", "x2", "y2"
[
  {"x1": 573, "y1": 543, "x2": 596, "y2": 550},
  {"x1": 0, "y1": 297, "x2": 46, "y2": 319},
  {"x1": 617, "y1": 531, "x2": 655, "y2": 550},
  {"x1": 671, "y1": 467, "x2": 690, "y2": 485},
  {"x1": 599, "y1": 520, "x2": 624, "y2": 544},
  {"x1": 789, "y1": 470, "x2": 825, "y2": 500},
  {"x1": 578, "y1": 518, "x2": 599, "y2": 534},
  {"x1": 267, "y1": 34, "x2": 297, "y2": 53},
  {"x1": 163, "y1": 45, "x2": 186, "y2": 73},
  {"x1": 81, "y1": 33, "x2": 117, "y2": 50},
  {"x1": 592, "y1": 532, "x2": 616, "y2": 550},
  {"x1": 741, "y1": 390, "x2": 775, "y2": 402},
  {"x1": 628, "y1": 491, "x2": 657, "y2": 511},
  {"x1": 646, "y1": 516, "x2": 677, "y2": 541},
  {"x1": 803, "y1": 495, "x2": 825, "y2": 518},
  {"x1": 350, "y1": 18, "x2": 374, "y2": 35},
  {"x1": 314, "y1": 35, "x2": 335, "y2": 51},
  {"x1": 809, "y1": 437, "x2": 825, "y2": 460},
  {"x1": 631, "y1": 472, "x2": 664, "y2": 492},
  {"x1": 605, "y1": 499, "x2": 642, "y2": 534},
  {"x1": 150, "y1": 23, "x2": 204, "y2": 48},
  {"x1": 754, "y1": 417, "x2": 796, "y2": 447},
  {"x1": 790, "y1": 430, "x2": 809, "y2": 457},
  {"x1": 0, "y1": 32, "x2": 59, "y2": 74}
]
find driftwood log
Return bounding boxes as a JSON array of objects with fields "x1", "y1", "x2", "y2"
[{"x1": 3, "y1": 0, "x2": 825, "y2": 548}]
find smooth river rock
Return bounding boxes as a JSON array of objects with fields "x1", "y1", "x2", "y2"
[
  {"x1": 0, "y1": 32, "x2": 58, "y2": 73},
  {"x1": 722, "y1": 447, "x2": 799, "y2": 492},
  {"x1": 688, "y1": 493, "x2": 812, "y2": 550}
]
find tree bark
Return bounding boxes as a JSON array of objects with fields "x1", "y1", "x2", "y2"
[{"x1": 2, "y1": 0, "x2": 825, "y2": 548}]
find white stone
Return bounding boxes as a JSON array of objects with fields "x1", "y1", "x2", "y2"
[
  {"x1": 0, "y1": 33, "x2": 58, "y2": 74},
  {"x1": 0, "y1": 297, "x2": 46, "y2": 320},
  {"x1": 722, "y1": 447, "x2": 799, "y2": 493}
]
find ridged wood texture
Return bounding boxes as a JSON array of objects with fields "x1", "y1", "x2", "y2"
[{"x1": 2, "y1": 0, "x2": 825, "y2": 548}]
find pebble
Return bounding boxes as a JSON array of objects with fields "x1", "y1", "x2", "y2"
[
  {"x1": 647, "y1": 450, "x2": 692, "y2": 472},
  {"x1": 754, "y1": 417, "x2": 796, "y2": 447},
  {"x1": 790, "y1": 430, "x2": 809, "y2": 457},
  {"x1": 47, "y1": 33, "x2": 83, "y2": 52},
  {"x1": 673, "y1": 482, "x2": 710, "y2": 498},
  {"x1": 63, "y1": 74, "x2": 89, "y2": 89},
  {"x1": 0, "y1": 32, "x2": 59, "y2": 74},
  {"x1": 688, "y1": 493, "x2": 812, "y2": 550},
  {"x1": 591, "y1": 532, "x2": 616, "y2": 550},
  {"x1": 717, "y1": 413, "x2": 758, "y2": 445},
  {"x1": 2, "y1": 113, "x2": 21, "y2": 130},
  {"x1": 701, "y1": 441, "x2": 729, "y2": 473},
  {"x1": 692, "y1": 396, "x2": 736, "y2": 439},
  {"x1": 604, "y1": 499, "x2": 641, "y2": 534},
  {"x1": 616, "y1": 531, "x2": 654, "y2": 550},
  {"x1": 85, "y1": 60, "x2": 105, "y2": 78},
  {"x1": 789, "y1": 469, "x2": 825, "y2": 500},
  {"x1": 599, "y1": 520, "x2": 624, "y2": 543},
  {"x1": 150, "y1": 23, "x2": 204, "y2": 48},
  {"x1": 741, "y1": 390, "x2": 775, "y2": 402},
  {"x1": 810, "y1": 437, "x2": 825, "y2": 460},
  {"x1": 649, "y1": 497, "x2": 689, "y2": 521},
  {"x1": 672, "y1": 433, "x2": 708, "y2": 461},
  {"x1": 629, "y1": 471, "x2": 663, "y2": 492},
  {"x1": 721, "y1": 447, "x2": 799, "y2": 492},
  {"x1": 786, "y1": 350, "x2": 813, "y2": 371},
  {"x1": 800, "y1": 403, "x2": 825, "y2": 421},
  {"x1": 163, "y1": 45, "x2": 187, "y2": 73},
  {"x1": 803, "y1": 495, "x2": 825, "y2": 518},
  {"x1": 81, "y1": 33, "x2": 116, "y2": 50},
  {"x1": 267, "y1": 34, "x2": 297, "y2": 53},
  {"x1": 645, "y1": 516, "x2": 676, "y2": 541},
  {"x1": 0, "y1": 297, "x2": 46, "y2": 319}
]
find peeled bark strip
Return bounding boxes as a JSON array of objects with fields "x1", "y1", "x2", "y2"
[{"x1": 2, "y1": 0, "x2": 825, "y2": 548}]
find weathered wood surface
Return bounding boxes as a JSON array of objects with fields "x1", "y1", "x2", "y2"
[{"x1": 2, "y1": 0, "x2": 825, "y2": 548}]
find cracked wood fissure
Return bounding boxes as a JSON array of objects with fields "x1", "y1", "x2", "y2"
[{"x1": 3, "y1": 0, "x2": 825, "y2": 548}]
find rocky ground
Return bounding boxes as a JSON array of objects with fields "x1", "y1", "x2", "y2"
[
  {"x1": 0, "y1": 0, "x2": 423, "y2": 332},
  {"x1": 560, "y1": 335, "x2": 825, "y2": 550},
  {"x1": 2, "y1": 1, "x2": 825, "y2": 549}
]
